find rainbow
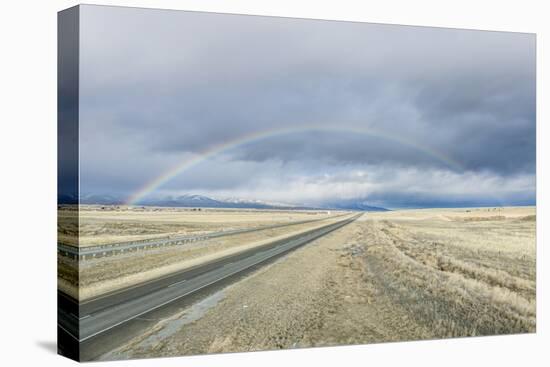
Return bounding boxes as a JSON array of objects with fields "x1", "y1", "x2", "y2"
[{"x1": 125, "y1": 125, "x2": 465, "y2": 205}]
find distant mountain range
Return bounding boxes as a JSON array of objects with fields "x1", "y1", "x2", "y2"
[
  {"x1": 60, "y1": 193, "x2": 388, "y2": 212},
  {"x1": 322, "y1": 199, "x2": 389, "y2": 212},
  {"x1": 137, "y1": 194, "x2": 312, "y2": 210}
]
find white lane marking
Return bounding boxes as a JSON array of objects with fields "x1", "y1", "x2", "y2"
[
  {"x1": 57, "y1": 322, "x2": 79, "y2": 341},
  {"x1": 79, "y1": 314, "x2": 91, "y2": 320},
  {"x1": 79, "y1": 245, "x2": 303, "y2": 342},
  {"x1": 167, "y1": 279, "x2": 187, "y2": 288}
]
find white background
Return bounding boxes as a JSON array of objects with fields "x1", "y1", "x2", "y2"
[{"x1": 0, "y1": 0, "x2": 547, "y2": 365}]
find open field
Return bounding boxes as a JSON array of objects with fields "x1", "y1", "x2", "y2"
[
  {"x1": 58, "y1": 206, "x2": 334, "y2": 247},
  {"x1": 102, "y1": 206, "x2": 536, "y2": 359}
]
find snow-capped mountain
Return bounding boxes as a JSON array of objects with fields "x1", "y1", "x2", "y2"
[
  {"x1": 136, "y1": 194, "x2": 307, "y2": 209},
  {"x1": 67, "y1": 193, "x2": 388, "y2": 212}
]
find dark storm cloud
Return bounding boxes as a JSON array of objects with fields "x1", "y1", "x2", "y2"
[{"x1": 77, "y1": 5, "x2": 535, "y2": 206}]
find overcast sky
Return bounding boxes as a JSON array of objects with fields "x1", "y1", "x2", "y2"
[{"x1": 78, "y1": 5, "x2": 535, "y2": 208}]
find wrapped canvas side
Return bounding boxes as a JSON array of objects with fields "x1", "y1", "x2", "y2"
[{"x1": 57, "y1": 5, "x2": 80, "y2": 362}]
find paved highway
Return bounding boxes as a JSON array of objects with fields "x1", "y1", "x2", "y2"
[
  {"x1": 58, "y1": 214, "x2": 346, "y2": 260},
  {"x1": 58, "y1": 213, "x2": 360, "y2": 358}
]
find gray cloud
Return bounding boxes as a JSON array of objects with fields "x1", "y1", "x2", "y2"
[{"x1": 77, "y1": 5, "x2": 535, "y2": 208}]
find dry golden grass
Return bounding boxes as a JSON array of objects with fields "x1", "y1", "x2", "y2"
[
  {"x1": 58, "y1": 208, "x2": 79, "y2": 245},
  {"x1": 59, "y1": 206, "x2": 334, "y2": 247},
  {"x1": 357, "y1": 207, "x2": 536, "y2": 336}
]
